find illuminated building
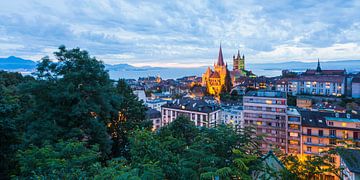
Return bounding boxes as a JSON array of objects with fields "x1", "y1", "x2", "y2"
[
  {"x1": 201, "y1": 45, "x2": 232, "y2": 96},
  {"x1": 243, "y1": 90, "x2": 288, "y2": 153},
  {"x1": 161, "y1": 98, "x2": 221, "y2": 128},
  {"x1": 276, "y1": 59, "x2": 346, "y2": 96}
]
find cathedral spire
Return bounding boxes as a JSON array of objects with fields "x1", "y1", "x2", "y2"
[
  {"x1": 237, "y1": 50, "x2": 240, "y2": 59},
  {"x1": 316, "y1": 58, "x2": 322, "y2": 72},
  {"x1": 217, "y1": 43, "x2": 225, "y2": 66}
]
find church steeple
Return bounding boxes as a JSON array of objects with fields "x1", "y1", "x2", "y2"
[
  {"x1": 237, "y1": 50, "x2": 240, "y2": 59},
  {"x1": 316, "y1": 58, "x2": 322, "y2": 73},
  {"x1": 217, "y1": 44, "x2": 225, "y2": 66}
]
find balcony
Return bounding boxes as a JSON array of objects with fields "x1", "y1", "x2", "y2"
[{"x1": 304, "y1": 142, "x2": 328, "y2": 147}]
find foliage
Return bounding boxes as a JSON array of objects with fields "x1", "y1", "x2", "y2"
[
  {"x1": 287, "y1": 95, "x2": 297, "y2": 106},
  {"x1": 129, "y1": 116, "x2": 262, "y2": 179},
  {"x1": 279, "y1": 149, "x2": 341, "y2": 180},
  {"x1": 16, "y1": 140, "x2": 100, "y2": 179}
]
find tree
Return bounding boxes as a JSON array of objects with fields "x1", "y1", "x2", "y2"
[
  {"x1": 0, "y1": 71, "x2": 34, "y2": 178},
  {"x1": 279, "y1": 149, "x2": 341, "y2": 180},
  {"x1": 108, "y1": 79, "x2": 150, "y2": 158},
  {"x1": 19, "y1": 46, "x2": 118, "y2": 156},
  {"x1": 16, "y1": 140, "x2": 101, "y2": 179}
]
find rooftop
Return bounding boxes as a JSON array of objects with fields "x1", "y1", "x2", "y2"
[
  {"x1": 162, "y1": 98, "x2": 220, "y2": 113},
  {"x1": 299, "y1": 110, "x2": 360, "y2": 128},
  {"x1": 145, "y1": 109, "x2": 161, "y2": 119},
  {"x1": 287, "y1": 108, "x2": 301, "y2": 116},
  {"x1": 337, "y1": 148, "x2": 360, "y2": 174},
  {"x1": 325, "y1": 117, "x2": 360, "y2": 123},
  {"x1": 245, "y1": 90, "x2": 286, "y2": 98}
]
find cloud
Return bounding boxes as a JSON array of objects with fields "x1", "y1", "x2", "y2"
[{"x1": 0, "y1": 0, "x2": 359, "y2": 67}]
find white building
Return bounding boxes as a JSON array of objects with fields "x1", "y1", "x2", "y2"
[
  {"x1": 146, "y1": 99, "x2": 167, "y2": 111},
  {"x1": 133, "y1": 90, "x2": 147, "y2": 103},
  {"x1": 161, "y1": 98, "x2": 221, "y2": 128},
  {"x1": 221, "y1": 105, "x2": 244, "y2": 129},
  {"x1": 276, "y1": 60, "x2": 346, "y2": 96},
  {"x1": 145, "y1": 109, "x2": 162, "y2": 131},
  {"x1": 352, "y1": 77, "x2": 360, "y2": 98}
]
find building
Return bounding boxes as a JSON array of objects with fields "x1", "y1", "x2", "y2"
[
  {"x1": 146, "y1": 99, "x2": 167, "y2": 111},
  {"x1": 145, "y1": 109, "x2": 162, "y2": 131},
  {"x1": 233, "y1": 50, "x2": 245, "y2": 71},
  {"x1": 296, "y1": 96, "x2": 312, "y2": 109},
  {"x1": 202, "y1": 45, "x2": 232, "y2": 96},
  {"x1": 133, "y1": 89, "x2": 147, "y2": 103},
  {"x1": 352, "y1": 77, "x2": 360, "y2": 98},
  {"x1": 337, "y1": 148, "x2": 360, "y2": 180},
  {"x1": 221, "y1": 104, "x2": 244, "y2": 129},
  {"x1": 161, "y1": 98, "x2": 221, "y2": 128},
  {"x1": 287, "y1": 107, "x2": 302, "y2": 154},
  {"x1": 300, "y1": 110, "x2": 360, "y2": 158},
  {"x1": 276, "y1": 59, "x2": 346, "y2": 96},
  {"x1": 243, "y1": 90, "x2": 288, "y2": 153}
]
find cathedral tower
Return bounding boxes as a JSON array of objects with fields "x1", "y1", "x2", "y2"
[{"x1": 233, "y1": 50, "x2": 245, "y2": 71}]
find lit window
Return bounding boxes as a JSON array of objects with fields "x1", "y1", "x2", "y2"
[
  {"x1": 290, "y1": 132, "x2": 298, "y2": 137},
  {"x1": 342, "y1": 123, "x2": 347, "y2": 127},
  {"x1": 257, "y1": 121, "x2": 262, "y2": 125}
]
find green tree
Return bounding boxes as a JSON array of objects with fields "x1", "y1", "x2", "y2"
[
  {"x1": 279, "y1": 150, "x2": 341, "y2": 180},
  {"x1": 19, "y1": 46, "x2": 118, "y2": 156},
  {"x1": 109, "y1": 79, "x2": 150, "y2": 158},
  {"x1": 16, "y1": 140, "x2": 101, "y2": 179}
]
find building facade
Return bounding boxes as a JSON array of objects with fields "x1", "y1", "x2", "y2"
[
  {"x1": 243, "y1": 90, "x2": 288, "y2": 153},
  {"x1": 221, "y1": 104, "x2": 244, "y2": 129},
  {"x1": 233, "y1": 50, "x2": 245, "y2": 71},
  {"x1": 352, "y1": 77, "x2": 360, "y2": 98},
  {"x1": 161, "y1": 99, "x2": 221, "y2": 128},
  {"x1": 276, "y1": 60, "x2": 346, "y2": 96},
  {"x1": 146, "y1": 99, "x2": 167, "y2": 112},
  {"x1": 202, "y1": 45, "x2": 232, "y2": 96}
]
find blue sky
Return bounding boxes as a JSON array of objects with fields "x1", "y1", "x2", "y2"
[{"x1": 0, "y1": 0, "x2": 360, "y2": 67}]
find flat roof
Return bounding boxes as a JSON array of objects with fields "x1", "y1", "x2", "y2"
[{"x1": 245, "y1": 90, "x2": 286, "y2": 98}]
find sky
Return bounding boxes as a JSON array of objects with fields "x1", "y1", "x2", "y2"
[{"x1": 0, "y1": 0, "x2": 360, "y2": 67}]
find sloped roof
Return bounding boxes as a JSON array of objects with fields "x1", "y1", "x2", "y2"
[
  {"x1": 337, "y1": 148, "x2": 360, "y2": 173},
  {"x1": 217, "y1": 45, "x2": 225, "y2": 66}
]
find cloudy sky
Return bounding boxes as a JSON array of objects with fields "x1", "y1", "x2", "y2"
[{"x1": 0, "y1": 0, "x2": 360, "y2": 67}]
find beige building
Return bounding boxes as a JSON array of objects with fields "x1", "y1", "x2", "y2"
[{"x1": 244, "y1": 90, "x2": 288, "y2": 153}]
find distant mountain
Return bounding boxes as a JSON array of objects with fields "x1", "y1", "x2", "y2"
[
  {"x1": 0, "y1": 56, "x2": 36, "y2": 70},
  {"x1": 248, "y1": 60, "x2": 360, "y2": 73},
  {"x1": 105, "y1": 63, "x2": 164, "y2": 71},
  {"x1": 1, "y1": 56, "x2": 359, "y2": 78}
]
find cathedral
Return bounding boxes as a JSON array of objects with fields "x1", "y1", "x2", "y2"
[{"x1": 202, "y1": 45, "x2": 232, "y2": 96}]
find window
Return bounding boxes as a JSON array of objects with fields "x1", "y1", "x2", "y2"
[
  {"x1": 354, "y1": 132, "x2": 359, "y2": 140},
  {"x1": 307, "y1": 137, "x2": 312, "y2": 143},
  {"x1": 307, "y1": 129, "x2": 312, "y2": 135},
  {"x1": 329, "y1": 139, "x2": 336, "y2": 145},
  {"x1": 330, "y1": 129, "x2": 336, "y2": 137},
  {"x1": 328, "y1": 121, "x2": 334, "y2": 126},
  {"x1": 290, "y1": 132, "x2": 298, "y2": 137},
  {"x1": 319, "y1": 130, "x2": 323, "y2": 137},
  {"x1": 307, "y1": 146, "x2": 312, "y2": 152}
]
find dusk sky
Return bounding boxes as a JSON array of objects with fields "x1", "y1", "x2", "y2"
[{"x1": 1, "y1": 0, "x2": 360, "y2": 67}]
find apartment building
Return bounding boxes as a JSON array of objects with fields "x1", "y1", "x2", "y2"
[
  {"x1": 221, "y1": 104, "x2": 244, "y2": 129},
  {"x1": 300, "y1": 110, "x2": 360, "y2": 157},
  {"x1": 243, "y1": 90, "x2": 288, "y2": 153},
  {"x1": 161, "y1": 98, "x2": 221, "y2": 128},
  {"x1": 287, "y1": 107, "x2": 302, "y2": 154}
]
